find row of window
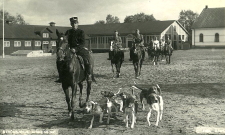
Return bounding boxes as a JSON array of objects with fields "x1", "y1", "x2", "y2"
[
  {"x1": 3, "y1": 41, "x2": 56, "y2": 47},
  {"x1": 199, "y1": 33, "x2": 220, "y2": 42}
]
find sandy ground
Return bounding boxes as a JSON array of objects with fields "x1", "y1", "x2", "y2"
[{"x1": 0, "y1": 49, "x2": 225, "y2": 135}]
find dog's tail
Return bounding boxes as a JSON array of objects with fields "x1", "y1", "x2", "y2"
[
  {"x1": 156, "y1": 84, "x2": 161, "y2": 95},
  {"x1": 115, "y1": 88, "x2": 122, "y2": 96}
]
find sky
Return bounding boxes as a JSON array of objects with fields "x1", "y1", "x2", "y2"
[{"x1": 0, "y1": 0, "x2": 224, "y2": 27}]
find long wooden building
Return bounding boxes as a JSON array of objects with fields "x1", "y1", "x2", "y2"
[{"x1": 0, "y1": 20, "x2": 188, "y2": 55}]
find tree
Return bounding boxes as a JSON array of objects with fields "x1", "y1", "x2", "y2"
[
  {"x1": 106, "y1": 14, "x2": 120, "y2": 24},
  {"x1": 0, "y1": 10, "x2": 29, "y2": 25},
  {"x1": 94, "y1": 20, "x2": 106, "y2": 25},
  {"x1": 178, "y1": 10, "x2": 199, "y2": 41},
  {"x1": 124, "y1": 12, "x2": 156, "y2": 23}
]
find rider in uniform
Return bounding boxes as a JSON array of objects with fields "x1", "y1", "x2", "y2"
[
  {"x1": 65, "y1": 17, "x2": 92, "y2": 81},
  {"x1": 129, "y1": 29, "x2": 145, "y2": 61},
  {"x1": 165, "y1": 37, "x2": 173, "y2": 54},
  {"x1": 107, "y1": 30, "x2": 124, "y2": 61}
]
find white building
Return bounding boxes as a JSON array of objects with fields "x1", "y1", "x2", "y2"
[{"x1": 192, "y1": 6, "x2": 225, "y2": 47}]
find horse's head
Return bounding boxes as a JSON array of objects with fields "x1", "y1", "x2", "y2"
[{"x1": 56, "y1": 29, "x2": 69, "y2": 61}]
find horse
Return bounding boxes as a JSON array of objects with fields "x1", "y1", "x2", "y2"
[
  {"x1": 132, "y1": 43, "x2": 144, "y2": 79},
  {"x1": 152, "y1": 45, "x2": 160, "y2": 65},
  {"x1": 110, "y1": 41, "x2": 124, "y2": 78},
  {"x1": 146, "y1": 42, "x2": 155, "y2": 61},
  {"x1": 56, "y1": 30, "x2": 95, "y2": 120},
  {"x1": 164, "y1": 44, "x2": 173, "y2": 64}
]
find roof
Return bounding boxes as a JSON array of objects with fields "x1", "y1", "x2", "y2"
[
  {"x1": 0, "y1": 20, "x2": 186, "y2": 39},
  {"x1": 78, "y1": 20, "x2": 176, "y2": 35},
  {"x1": 192, "y1": 7, "x2": 225, "y2": 29},
  {"x1": 0, "y1": 23, "x2": 42, "y2": 39}
]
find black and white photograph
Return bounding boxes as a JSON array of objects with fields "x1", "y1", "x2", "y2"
[{"x1": 0, "y1": 0, "x2": 225, "y2": 134}]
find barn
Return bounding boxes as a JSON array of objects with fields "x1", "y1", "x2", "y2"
[
  {"x1": 191, "y1": 6, "x2": 225, "y2": 48},
  {"x1": 0, "y1": 20, "x2": 188, "y2": 55}
]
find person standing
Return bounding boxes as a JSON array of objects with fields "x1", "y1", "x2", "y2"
[
  {"x1": 129, "y1": 29, "x2": 145, "y2": 61},
  {"x1": 65, "y1": 16, "x2": 92, "y2": 81}
]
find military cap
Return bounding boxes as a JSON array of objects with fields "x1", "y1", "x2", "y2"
[{"x1": 70, "y1": 17, "x2": 78, "y2": 23}]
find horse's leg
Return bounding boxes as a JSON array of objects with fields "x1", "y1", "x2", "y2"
[
  {"x1": 78, "y1": 82, "x2": 84, "y2": 108},
  {"x1": 169, "y1": 55, "x2": 171, "y2": 64},
  {"x1": 116, "y1": 63, "x2": 120, "y2": 78},
  {"x1": 71, "y1": 83, "x2": 78, "y2": 120},
  {"x1": 86, "y1": 79, "x2": 92, "y2": 102},
  {"x1": 62, "y1": 85, "x2": 71, "y2": 116},
  {"x1": 134, "y1": 62, "x2": 138, "y2": 78},
  {"x1": 111, "y1": 63, "x2": 115, "y2": 78}
]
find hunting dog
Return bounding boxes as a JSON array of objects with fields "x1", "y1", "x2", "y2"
[
  {"x1": 121, "y1": 89, "x2": 138, "y2": 128},
  {"x1": 101, "y1": 88, "x2": 138, "y2": 128},
  {"x1": 84, "y1": 97, "x2": 113, "y2": 129},
  {"x1": 101, "y1": 88, "x2": 123, "y2": 112},
  {"x1": 132, "y1": 84, "x2": 163, "y2": 126}
]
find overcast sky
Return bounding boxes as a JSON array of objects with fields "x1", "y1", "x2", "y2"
[{"x1": 1, "y1": 0, "x2": 224, "y2": 26}]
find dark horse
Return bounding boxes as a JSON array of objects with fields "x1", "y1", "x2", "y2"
[
  {"x1": 132, "y1": 44, "x2": 144, "y2": 79},
  {"x1": 110, "y1": 41, "x2": 124, "y2": 78},
  {"x1": 56, "y1": 30, "x2": 95, "y2": 119},
  {"x1": 164, "y1": 44, "x2": 173, "y2": 64}
]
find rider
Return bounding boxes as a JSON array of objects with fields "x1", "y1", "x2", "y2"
[
  {"x1": 166, "y1": 37, "x2": 174, "y2": 54},
  {"x1": 160, "y1": 38, "x2": 166, "y2": 51},
  {"x1": 129, "y1": 29, "x2": 145, "y2": 61},
  {"x1": 153, "y1": 37, "x2": 160, "y2": 50},
  {"x1": 107, "y1": 30, "x2": 124, "y2": 61},
  {"x1": 65, "y1": 16, "x2": 92, "y2": 81}
]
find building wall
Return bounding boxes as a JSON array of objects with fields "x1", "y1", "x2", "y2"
[
  {"x1": 192, "y1": 28, "x2": 225, "y2": 46},
  {"x1": 162, "y1": 21, "x2": 188, "y2": 49},
  {"x1": 0, "y1": 39, "x2": 57, "y2": 55}
]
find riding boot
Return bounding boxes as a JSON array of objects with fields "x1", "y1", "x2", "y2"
[
  {"x1": 121, "y1": 51, "x2": 124, "y2": 62},
  {"x1": 129, "y1": 49, "x2": 133, "y2": 61}
]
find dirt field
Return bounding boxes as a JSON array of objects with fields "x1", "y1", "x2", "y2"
[{"x1": 0, "y1": 49, "x2": 225, "y2": 135}]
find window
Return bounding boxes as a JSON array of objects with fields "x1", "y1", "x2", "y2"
[
  {"x1": 50, "y1": 41, "x2": 56, "y2": 46},
  {"x1": 25, "y1": 41, "x2": 31, "y2": 47},
  {"x1": 4, "y1": 41, "x2": 10, "y2": 47},
  {"x1": 14, "y1": 41, "x2": 21, "y2": 47},
  {"x1": 199, "y1": 33, "x2": 203, "y2": 42},
  {"x1": 43, "y1": 33, "x2": 49, "y2": 38},
  {"x1": 179, "y1": 35, "x2": 181, "y2": 40},
  {"x1": 182, "y1": 35, "x2": 185, "y2": 40},
  {"x1": 35, "y1": 41, "x2": 41, "y2": 46},
  {"x1": 215, "y1": 33, "x2": 219, "y2": 42},
  {"x1": 174, "y1": 26, "x2": 176, "y2": 32}
]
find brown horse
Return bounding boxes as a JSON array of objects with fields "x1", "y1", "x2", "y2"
[
  {"x1": 132, "y1": 44, "x2": 144, "y2": 79},
  {"x1": 110, "y1": 41, "x2": 124, "y2": 78},
  {"x1": 56, "y1": 30, "x2": 95, "y2": 120},
  {"x1": 164, "y1": 44, "x2": 173, "y2": 64}
]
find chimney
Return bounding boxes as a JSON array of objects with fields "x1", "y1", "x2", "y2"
[
  {"x1": 49, "y1": 22, "x2": 56, "y2": 27},
  {"x1": 205, "y1": 5, "x2": 208, "y2": 9}
]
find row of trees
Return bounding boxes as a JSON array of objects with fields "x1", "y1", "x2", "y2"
[
  {"x1": 95, "y1": 10, "x2": 198, "y2": 42},
  {"x1": 0, "y1": 10, "x2": 29, "y2": 25},
  {"x1": 1, "y1": 9, "x2": 198, "y2": 42}
]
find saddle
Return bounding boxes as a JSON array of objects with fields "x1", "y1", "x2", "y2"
[{"x1": 70, "y1": 48, "x2": 85, "y2": 70}]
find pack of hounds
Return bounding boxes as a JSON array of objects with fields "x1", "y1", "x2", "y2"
[{"x1": 84, "y1": 82, "x2": 163, "y2": 129}]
